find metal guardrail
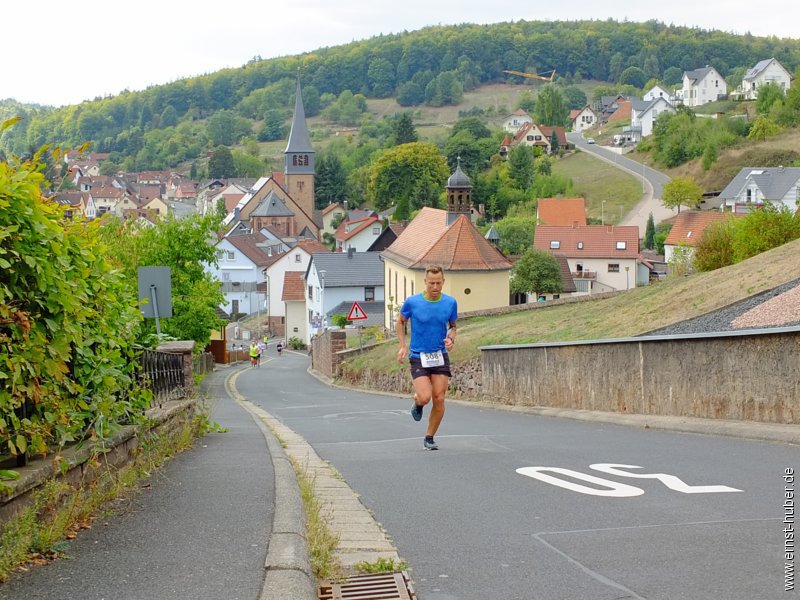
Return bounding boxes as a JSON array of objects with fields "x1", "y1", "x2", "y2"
[{"x1": 138, "y1": 348, "x2": 185, "y2": 408}]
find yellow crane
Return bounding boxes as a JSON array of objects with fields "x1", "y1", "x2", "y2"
[{"x1": 502, "y1": 69, "x2": 556, "y2": 82}]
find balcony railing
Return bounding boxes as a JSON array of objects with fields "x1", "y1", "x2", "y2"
[{"x1": 571, "y1": 271, "x2": 597, "y2": 279}]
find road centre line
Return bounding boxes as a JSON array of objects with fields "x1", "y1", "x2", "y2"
[{"x1": 535, "y1": 516, "x2": 781, "y2": 538}]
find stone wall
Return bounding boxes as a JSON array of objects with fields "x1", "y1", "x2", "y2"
[
  {"x1": 481, "y1": 327, "x2": 800, "y2": 424},
  {"x1": 310, "y1": 329, "x2": 347, "y2": 378}
]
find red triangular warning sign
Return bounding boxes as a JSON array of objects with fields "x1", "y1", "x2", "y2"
[{"x1": 347, "y1": 301, "x2": 368, "y2": 321}]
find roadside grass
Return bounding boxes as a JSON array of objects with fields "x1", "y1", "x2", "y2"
[
  {"x1": 551, "y1": 151, "x2": 642, "y2": 223},
  {"x1": 340, "y1": 237, "x2": 800, "y2": 374},
  {"x1": 0, "y1": 411, "x2": 213, "y2": 582},
  {"x1": 290, "y1": 457, "x2": 342, "y2": 580}
]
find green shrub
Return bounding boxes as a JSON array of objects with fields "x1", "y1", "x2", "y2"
[
  {"x1": 694, "y1": 218, "x2": 737, "y2": 271},
  {"x1": 331, "y1": 314, "x2": 349, "y2": 328},
  {"x1": 287, "y1": 337, "x2": 306, "y2": 350}
]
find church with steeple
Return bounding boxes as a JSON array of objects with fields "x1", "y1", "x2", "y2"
[{"x1": 224, "y1": 78, "x2": 321, "y2": 240}]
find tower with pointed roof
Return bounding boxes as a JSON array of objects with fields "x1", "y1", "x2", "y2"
[
  {"x1": 284, "y1": 78, "x2": 315, "y2": 220},
  {"x1": 446, "y1": 158, "x2": 472, "y2": 226}
]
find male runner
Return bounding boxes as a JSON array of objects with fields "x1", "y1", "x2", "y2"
[{"x1": 396, "y1": 265, "x2": 457, "y2": 450}]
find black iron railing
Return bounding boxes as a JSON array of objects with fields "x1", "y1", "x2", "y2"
[{"x1": 138, "y1": 348, "x2": 185, "y2": 408}]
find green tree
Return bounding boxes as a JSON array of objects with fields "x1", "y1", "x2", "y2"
[
  {"x1": 160, "y1": 105, "x2": 179, "y2": 127},
  {"x1": 694, "y1": 218, "x2": 737, "y2": 271},
  {"x1": 756, "y1": 82, "x2": 785, "y2": 115},
  {"x1": 258, "y1": 109, "x2": 287, "y2": 142},
  {"x1": 98, "y1": 213, "x2": 225, "y2": 348},
  {"x1": 368, "y1": 142, "x2": 449, "y2": 211},
  {"x1": 208, "y1": 145, "x2": 235, "y2": 179},
  {"x1": 510, "y1": 248, "x2": 563, "y2": 298},
  {"x1": 701, "y1": 143, "x2": 718, "y2": 171},
  {"x1": 533, "y1": 84, "x2": 568, "y2": 127},
  {"x1": 561, "y1": 86, "x2": 588, "y2": 110},
  {"x1": 396, "y1": 81, "x2": 425, "y2": 106},
  {"x1": 644, "y1": 213, "x2": 656, "y2": 250},
  {"x1": 618, "y1": 66, "x2": 648, "y2": 88},
  {"x1": 206, "y1": 110, "x2": 252, "y2": 146},
  {"x1": 747, "y1": 115, "x2": 781, "y2": 141},
  {"x1": 451, "y1": 116, "x2": 491, "y2": 139},
  {"x1": 732, "y1": 204, "x2": 800, "y2": 263},
  {"x1": 493, "y1": 216, "x2": 536, "y2": 256},
  {"x1": 232, "y1": 149, "x2": 265, "y2": 178},
  {"x1": 663, "y1": 67, "x2": 683, "y2": 86},
  {"x1": 315, "y1": 153, "x2": 348, "y2": 208},
  {"x1": 517, "y1": 90, "x2": 536, "y2": 114},
  {"x1": 508, "y1": 145, "x2": 535, "y2": 191},
  {"x1": 368, "y1": 58, "x2": 396, "y2": 98},
  {"x1": 392, "y1": 113, "x2": 418, "y2": 145},
  {"x1": 661, "y1": 176, "x2": 703, "y2": 213}
]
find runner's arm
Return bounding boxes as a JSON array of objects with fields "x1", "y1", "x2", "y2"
[{"x1": 396, "y1": 313, "x2": 408, "y2": 362}]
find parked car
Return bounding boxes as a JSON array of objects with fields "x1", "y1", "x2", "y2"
[{"x1": 586, "y1": 137, "x2": 596, "y2": 144}]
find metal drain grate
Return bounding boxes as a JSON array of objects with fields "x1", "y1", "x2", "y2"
[{"x1": 318, "y1": 571, "x2": 417, "y2": 600}]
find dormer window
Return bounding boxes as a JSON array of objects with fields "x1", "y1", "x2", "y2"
[
  {"x1": 577, "y1": 242, "x2": 584, "y2": 249},
  {"x1": 616, "y1": 241, "x2": 627, "y2": 250},
  {"x1": 550, "y1": 241, "x2": 560, "y2": 249}
]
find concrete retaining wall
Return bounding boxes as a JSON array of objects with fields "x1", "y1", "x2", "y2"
[{"x1": 481, "y1": 326, "x2": 800, "y2": 424}]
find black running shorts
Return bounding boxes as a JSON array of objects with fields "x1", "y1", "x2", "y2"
[{"x1": 409, "y1": 353, "x2": 451, "y2": 379}]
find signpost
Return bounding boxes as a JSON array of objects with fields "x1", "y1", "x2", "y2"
[
  {"x1": 137, "y1": 267, "x2": 173, "y2": 336},
  {"x1": 347, "y1": 301, "x2": 368, "y2": 350}
]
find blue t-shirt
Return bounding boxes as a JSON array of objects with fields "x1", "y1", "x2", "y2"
[{"x1": 400, "y1": 292, "x2": 458, "y2": 358}]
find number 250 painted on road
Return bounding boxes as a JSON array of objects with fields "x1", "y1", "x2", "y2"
[{"x1": 516, "y1": 463, "x2": 743, "y2": 497}]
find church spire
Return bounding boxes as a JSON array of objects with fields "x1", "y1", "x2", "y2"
[{"x1": 285, "y1": 77, "x2": 313, "y2": 155}]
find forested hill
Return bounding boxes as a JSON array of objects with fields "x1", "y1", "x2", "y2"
[{"x1": 2, "y1": 19, "x2": 799, "y2": 170}]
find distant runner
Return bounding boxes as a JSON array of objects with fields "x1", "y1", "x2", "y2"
[
  {"x1": 396, "y1": 265, "x2": 458, "y2": 451},
  {"x1": 249, "y1": 341, "x2": 259, "y2": 368}
]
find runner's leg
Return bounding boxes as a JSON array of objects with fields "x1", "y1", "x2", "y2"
[
  {"x1": 413, "y1": 375, "x2": 433, "y2": 407},
  {"x1": 426, "y1": 374, "x2": 449, "y2": 438}
]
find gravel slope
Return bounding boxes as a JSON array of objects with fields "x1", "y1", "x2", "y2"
[{"x1": 644, "y1": 277, "x2": 800, "y2": 336}]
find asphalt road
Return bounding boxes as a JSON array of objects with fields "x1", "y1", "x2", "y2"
[
  {"x1": 567, "y1": 132, "x2": 676, "y2": 234},
  {"x1": 239, "y1": 352, "x2": 798, "y2": 600}
]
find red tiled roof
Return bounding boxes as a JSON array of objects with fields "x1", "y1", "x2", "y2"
[
  {"x1": 383, "y1": 207, "x2": 512, "y2": 271},
  {"x1": 322, "y1": 202, "x2": 343, "y2": 216},
  {"x1": 271, "y1": 172, "x2": 284, "y2": 187},
  {"x1": 293, "y1": 239, "x2": 331, "y2": 255},
  {"x1": 533, "y1": 225, "x2": 640, "y2": 258},
  {"x1": 91, "y1": 186, "x2": 124, "y2": 198},
  {"x1": 336, "y1": 216, "x2": 379, "y2": 241},
  {"x1": 224, "y1": 193, "x2": 245, "y2": 213},
  {"x1": 539, "y1": 126, "x2": 569, "y2": 147},
  {"x1": 569, "y1": 109, "x2": 581, "y2": 120},
  {"x1": 537, "y1": 197, "x2": 587, "y2": 226},
  {"x1": 663, "y1": 211, "x2": 740, "y2": 247},
  {"x1": 226, "y1": 232, "x2": 272, "y2": 267},
  {"x1": 282, "y1": 271, "x2": 306, "y2": 302}
]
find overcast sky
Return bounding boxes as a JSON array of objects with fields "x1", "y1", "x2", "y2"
[{"x1": 2, "y1": 0, "x2": 796, "y2": 107}]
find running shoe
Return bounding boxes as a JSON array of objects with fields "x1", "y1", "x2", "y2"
[
  {"x1": 423, "y1": 438, "x2": 439, "y2": 450},
  {"x1": 411, "y1": 401, "x2": 424, "y2": 422}
]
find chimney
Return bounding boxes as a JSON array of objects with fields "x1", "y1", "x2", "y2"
[
  {"x1": 348, "y1": 247, "x2": 355, "y2": 259},
  {"x1": 233, "y1": 207, "x2": 240, "y2": 221},
  {"x1": 343, "y1": 200, "x2": 349, "y2": 212}
]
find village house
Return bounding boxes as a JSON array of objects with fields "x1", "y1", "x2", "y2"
[
  {"x1": 501, "y1": 109, "x2": 534, "y2": 134},
  {"x1": 569, "y1": 105, "x2": 597, "y2": 132},
  {"x1": 533, "y1": 224, "x2": 643, "y2": 293},
  {"x1": 630, "y1": 96, "x2": 675, "y2": 138},
  {"x1": 305, "y1": 250, "x2": 385, "y2": 343},
  {"x1": 321, "y1": 202, "x2": 347, "y2": 236},
  {"x1": 739, "y1": 58, "x2": 793, "y2": 100},
  {"x1": 537, "y1": 197, "x2": 587, "y2": 226},
  {"x1": 334, "y1": 214, "x2": 382, "y2": 252},
  {"x1": 663, "y1": 211, "x2": 741, "y2": 263},
  {"x1": 381, "y1": 164, "x2": 512, "y2": 331},
  {"x1": 500, "y1": 122, "x2": 569, "y2": 157},
  {"x1": 643, "y1": 84, "x2": 674, "y2": 103},
  {"x1": 681, "y1": 66, "x2": 728, "y2": 107},
  {"x1": 716, "y1": 166, "x2": 800, "y2": 214}
]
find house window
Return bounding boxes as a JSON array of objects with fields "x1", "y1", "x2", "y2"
[
  {"x1": 608, "y1": 263, "x2": 620, "y2": 273},
  {"x1": 216, "y1": 250, "x2": 224, "y2": 260},
  {"x1": 577, "y1": 242, "x2": 584, "y2": 249},
  {"x1": 365, "y1": 287, "x2": 375, "y2": 302},
  {"x1": 746, "y1": 188, "x2": 753, "y2": 202},
  {"x1": 308, "y1": 285, "x2": 313, "y2": 300},
  {"x1": 534, "y1": 135, "x2": 542, "y2": 141},
  {"x1": 527, "y1": 135, "x2": 534, "y2": 141},
  {"x1": 227, "y1": 251, "x2": 235, "y2": 260},
  {"x1": 616, "y1": 241, "x2": 627, "y2": 250},
  {"x1": 295, "y1": 254, "x2": 302, "y2": 262},
  {"x1": 550, "y1": 241, "x2": 560, "y2": 249},
  {"x1": 373, "y1": 226, "x2": 380, "y2": 234},
  {"x1": 222, "y1": 272, "x2": 230, "y2": 282}
]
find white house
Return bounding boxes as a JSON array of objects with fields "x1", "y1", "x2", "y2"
[
  {"x1": 717, "y1": 166, "x2": 800, "y2": 214},
  {"x1": 681, "y1": 66, "x2": 728, "y2": 107},
  {"x1": 740, "y1": 58, "x2": 793, "y2": 100},
  {"x1": 334, "y1": 215, "x2": 383, "y2": 252},
  {"x1": 208, "y1": 232, "x2": 272, "y2": 318},
  {"x1": 321, "y1": 202, "x2": 347, "y2": 236},
  {"x1": 643, "y1": 84, "x2": 673, "y2": 103},
  {"x1": 501, "y1": 109, "x2": 533, "y2": 134},
  {"x1": 533, "y1": 225, "x2": 643, "y2": 293},
  {"x1": 262, "y1": 238, "x2": 330, "y2": 337},
  {"x1": 305, "y1": 250, "x2": 385, "y2": 344},
  {"x1": 569, "y1": 105, "x2": 597, "y2": 132},
  {"x1": 631, "y1": 97, "x2": 675, "y2": 138}
]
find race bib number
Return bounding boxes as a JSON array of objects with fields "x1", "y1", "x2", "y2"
[{"x1": 421, "y1": 350, "x2": 444, "y2": 368}]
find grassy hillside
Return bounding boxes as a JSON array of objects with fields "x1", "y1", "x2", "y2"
[{"x1": 341, "y1": 236, "x2": 800, "y2": 376}]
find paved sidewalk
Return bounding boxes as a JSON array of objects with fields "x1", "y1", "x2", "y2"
[{"x1": 0, "y1": 367, "x2": 277, "y2": 600}]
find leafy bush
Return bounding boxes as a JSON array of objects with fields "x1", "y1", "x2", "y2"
[
  {"x1": 287, "y1": 337, "x2": 306, "y2": 350},
  {"x1": 732, "y1": 204, "x2": 800, "y2": 263},
  {"x1": 693, "y1": 218, "x2": 737, "y2": 271},
  {"x1": 0, "y1": 138, "x2": 147, "y2": 460},
  {"x1": 331, "y1": 314, "x2": 349, "y2": 328}
]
